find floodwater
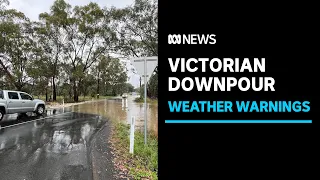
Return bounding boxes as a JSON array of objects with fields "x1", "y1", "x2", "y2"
[{"x1": 66, "y1": 95, "x2": 158, "y2": 136}]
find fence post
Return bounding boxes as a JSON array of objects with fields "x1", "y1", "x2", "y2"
[
  {"x1": 129, "y1": 116, "x2": 136, "y2": 154},
  {"x1": 125, "y1": 97, "x2": 128, "y2": 108}
]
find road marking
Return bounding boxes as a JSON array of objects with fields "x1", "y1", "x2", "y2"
[{"x1": 0, "y1": 112, "x2": 73, "y2": 129}]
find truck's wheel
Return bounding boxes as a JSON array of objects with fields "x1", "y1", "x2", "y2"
[
  {"x1": 36, "y1": 105, "x2": 45, "y2": 115},
  {"x1": 0, "y1": 109, "x2": 4, "y2": 121}
]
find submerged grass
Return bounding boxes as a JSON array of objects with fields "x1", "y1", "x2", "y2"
[
  {"x1": 134, "y1": 97, "x2": 158, "y2": 104},
  {"x1": 111, "y1": 122, "x2": 158, "y2": 180}
]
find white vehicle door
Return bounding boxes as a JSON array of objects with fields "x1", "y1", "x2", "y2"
[
  {"x1": 19, "y1": 92, "x2": 35, "y2": 112},
  {"x1": 7, "y1": 92, "x2": 22, "y2": 113}
]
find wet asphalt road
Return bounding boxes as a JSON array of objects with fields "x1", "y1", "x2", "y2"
[{"x1": 0, "y1": 109, "x2": 108, "y2": 180}]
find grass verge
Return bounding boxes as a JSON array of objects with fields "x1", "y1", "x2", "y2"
[
  {"x1": 111, "y1": 122, "x2": 158, "y2": 180},
  {"x1": 134, "y1": 97, "x2": 158, "y2": 104},
  {"x1": 37, "y1": 95, "x2": 112, "y2": 103}
]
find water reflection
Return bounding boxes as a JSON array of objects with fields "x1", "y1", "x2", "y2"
[
  {"x1": 0, "y1": 113, "x2": 106, "y2": 180},
  {"x1": 70, "y1": 95, "x2": 158, "y2": 136}
]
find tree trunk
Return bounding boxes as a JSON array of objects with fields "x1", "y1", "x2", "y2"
[
  {"x1": 0, "y1": 56, "x2": 16, "y2": 88},
  {"x1": 73, "y1": 81, "x2": 78, "y2": 102},
  {"x1": 69, "y1": 89, "x2": 72, "y2": 101},
  {"x1": 16, "y1": 84, "x2": 23, "y2": 91},
  {"x1": 97, "y1": 72, "x2": 100, "y2": 99},
  {"x1": 53, "y1": 51, "x2": 59, "y2": 101},
  {"x1": 30, "y1": 81, "x2": 34, "y2": 93},
  {"x1": 53, "y1": 76, "x2": 56, "y2": 101},
  {"x1": 45, "y1": 88, "x2": 48, "y2": 102}
]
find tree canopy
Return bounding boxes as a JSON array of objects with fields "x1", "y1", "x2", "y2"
[{"x1": 0, "y1": 0, "x2": 158, "y2": 101}]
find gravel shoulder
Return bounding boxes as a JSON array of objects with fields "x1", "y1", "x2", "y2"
[{"x1": 90, "y1": 120, "x2": 131, "y2": 180}]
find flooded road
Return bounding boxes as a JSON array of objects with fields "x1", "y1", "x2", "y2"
[
  {"x1": 0, "y1": 111, "x2": 108, "y2": 180},
  {"x1": 69, "y1": 95, "x2": 158, "y2": 136},
  {"x1": 0, "y1": 95, "x2": 157, "y2": 180}
]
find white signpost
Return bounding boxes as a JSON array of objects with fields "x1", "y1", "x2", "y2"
[
  {"x1": 130, "y1": 56, "x2": 158, "y2": 144},
  {"x1": 129, "y1": 116, "x2": 136, "y2": 154}
]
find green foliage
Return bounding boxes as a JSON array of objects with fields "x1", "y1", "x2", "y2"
[
  {"x1": 108, "y1": 0, "x2": 158, "y2": 57},
  {"x1": 134, "y1": 73, "x2": 157, "y2": 99},
  {"x1": 0, "y1": 0, "x2": 9, "y2": 9},
  {"x1": 79, "y1": 73, "x2": 96, "y2": 97},
  {"x1": 89, "y1": 55, "x2": 129, "y2": 97},
  {"x1": 102, "y1": 57, "x2": 127, "y2": 96},
  {"x1": 126, "y1": 83, "x2": 135, "y2": 92},
  {"x1": 1, "y1": 1, "x2": 159, "y2": 178},
  {"x1": 134, "y1": 96, "x2": 157, "y2": 104},
  {"x1": 107, "y1": 0, "x2": 159, "y2": 99},
  {"x1": 0, "y1": 8, "x2": 36, "y2": 90},
  {"x1": 148, "y1": 73, "x2": 157, "y2": 98},
  {"x1": 114, "y1": 122, "x2": 158, "y2": 180},
  {"x1": 1, "y1": 0, "x2": 158, "y2": 101}
]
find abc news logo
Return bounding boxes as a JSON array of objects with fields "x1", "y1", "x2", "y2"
[{"x1": 168, "y1": 34, "x2": 216, "y2": 45}]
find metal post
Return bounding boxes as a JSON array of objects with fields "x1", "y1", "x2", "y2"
[
  {"x1": 125, "y1": 98, "x2": 128, "y2": 108},
  {"x1": 144, "y1": 57, "x2": 147, "y2": 145}
]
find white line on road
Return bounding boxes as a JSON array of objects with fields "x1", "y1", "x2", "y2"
[{"x1": 0, "y1": 112, "x2": 73, "y2": 129}]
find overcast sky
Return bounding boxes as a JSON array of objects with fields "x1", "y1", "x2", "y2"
[{"x1": 8, "y1": 0, "x2": 141, "y2": 88}]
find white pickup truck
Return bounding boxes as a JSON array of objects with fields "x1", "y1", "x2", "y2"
[{"x1": 0, "y1": 90, "x2": 46, "y2": 121}]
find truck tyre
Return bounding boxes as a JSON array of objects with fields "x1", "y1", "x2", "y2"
[
  {"x1": 36, "y1": 105, "x2": 45, "y2": 115},
  {"x1": 0, "y1": 109, "x2": 4, "y2": 121}
]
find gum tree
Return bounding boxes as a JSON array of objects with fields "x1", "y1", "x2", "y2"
[
  {"x1": 42, "y1": 0, "x2": 108, "y2": 102},
  {"x1": 0, "y1": 4, "x2": 38, "y2": 91},
  {"x1": 107, "y1": 0, "x2": 158, "y2": 98}
]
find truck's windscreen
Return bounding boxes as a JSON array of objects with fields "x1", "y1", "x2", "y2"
[{"x1": 0, "y1": 90, "x2": 3, "y2": 99}]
